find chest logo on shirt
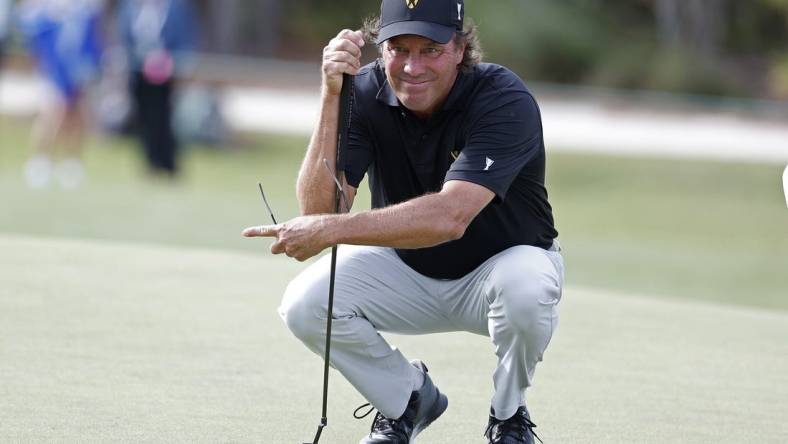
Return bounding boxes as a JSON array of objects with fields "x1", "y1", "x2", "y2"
[
  {"x1": 406, "y1": 0, "x2": 419, "y2": 9},
  {"x1": 450, "y1": 149, "x2": 460, "y2": 161},
  {"x1": 484, "y1": 157, "x2": 495, "y2": 171}
]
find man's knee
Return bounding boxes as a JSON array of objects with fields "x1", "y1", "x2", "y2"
[
  {"x1": 504, "y1": 282, "x2": 557, "y2": 331},
  {"x1": 489, "y1": 248, "x2": 562, "y2": 333},
  {"x1": 278, "y1": 270, "x2": 329, "y2": 342}
]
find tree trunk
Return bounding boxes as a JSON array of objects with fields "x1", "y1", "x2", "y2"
[
  {"x1": 207, "y1": 0, "x2": 242, "y2": 53},
  {"x1": 654, "y1": 0, "x2": 727, "y2": 59},
  {"x1": 254, "y1": 0, "x2": 283, "y2": 56},
  {"x1": 655, "y1": 0, "x2": 682, "y2": 47}
]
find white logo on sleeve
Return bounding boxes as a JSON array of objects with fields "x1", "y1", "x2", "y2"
[
  {"x1": 484, "y1": 157, "x2": 494, "y2": 171},
  {"x1": 457, "y1": 3, "x2": 462, "y2": 20}
]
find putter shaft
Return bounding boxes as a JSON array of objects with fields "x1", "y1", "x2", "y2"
[
  {"x1": 258, "y1": 183, "x2": 278, "y2": 224},
  {"x1": 322, "y1": 158, "x2": 351, "y2": 213}
]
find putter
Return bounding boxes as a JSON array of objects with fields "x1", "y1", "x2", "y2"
[
  {"x1": 305, "y1": 73, "x2": 354, "y2": 444},
  {"x1": 258, "y1": 183, "x2": 278, "y2": 224},
  {"x1": 323, "y1": 158, "x2": 351, "y2": 213}
]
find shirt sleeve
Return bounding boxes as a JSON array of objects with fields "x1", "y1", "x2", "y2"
[
  {"x1": 343, "y1": 92, "x2": 374, "y2": 189},
  {"x1": 444, "y1": 91, "x2": 543, "y2": 201}
]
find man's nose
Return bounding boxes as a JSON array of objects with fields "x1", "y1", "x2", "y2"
[{"x1": 402, "y1": 53, "x2": 426, "y2": 77}]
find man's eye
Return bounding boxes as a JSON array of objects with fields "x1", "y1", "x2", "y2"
[{"x1": 422, "y1": 47, "x2": 444, "y2": 58}]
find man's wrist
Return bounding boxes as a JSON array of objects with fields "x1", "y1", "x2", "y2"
[
  {"x1": 320, "y1": 86, "x2": 342, "y2": 101},
  {"x1": 322, "y1": 213, "x2": 347, "y2": 247}
]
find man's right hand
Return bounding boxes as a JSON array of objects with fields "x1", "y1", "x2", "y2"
[{"x1": 322, "y1": 29, "x2": 365, "y2": 96}]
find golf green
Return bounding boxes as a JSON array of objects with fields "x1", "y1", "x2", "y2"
[{"x1": 2, "y1": 234, "x2": 786, "y2": 443}]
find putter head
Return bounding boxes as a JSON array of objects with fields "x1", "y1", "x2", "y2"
[
  {"x1": 783, "y1": 164, "x2": 788, "y2": 208},
  {"x1": 303, "y1": 418, "x2": 328, "y2": 444}
]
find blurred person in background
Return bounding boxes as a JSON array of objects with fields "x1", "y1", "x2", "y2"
[
  {"x1": 0, "y1": 0, "x2": 12, "y2": 71},
  {"x1": 117, "y1": 0, "x2": 197, "y2": 179},
  {"x1": 17, "y1": 0, "x2": 103, "y2": 189}
]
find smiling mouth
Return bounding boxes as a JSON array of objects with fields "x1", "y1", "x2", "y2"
[{"x1": 401, "y1": 78, "x2": 432, "y2": 87}]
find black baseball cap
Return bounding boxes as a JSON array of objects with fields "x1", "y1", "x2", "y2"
[{"x1": 376, "y1": 0, "x2": 465, "y2": 44}]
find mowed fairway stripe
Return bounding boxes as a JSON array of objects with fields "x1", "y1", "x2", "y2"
[{"x1": 1, "y1": 234, "x2": 786, "y2": 443}]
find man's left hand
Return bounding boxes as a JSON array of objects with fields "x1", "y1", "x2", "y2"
[{"x1": 243, "y1": 215, "x2": 332, "y2": 261}]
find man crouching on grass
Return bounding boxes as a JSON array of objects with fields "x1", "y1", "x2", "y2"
[{"x1": 244, "y1": 0, "x2": 564, "y2": 442}]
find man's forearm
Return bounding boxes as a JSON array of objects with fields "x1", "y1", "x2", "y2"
[
  {"x1": 243, "y1": 181, "x2": 492, "y2": 261},
  {"x1": 325, "y1": 192, "x2": 471, "y2": 249},
  {"x1": 297, "y1": 92, "x2": 342, "y2": 215}
]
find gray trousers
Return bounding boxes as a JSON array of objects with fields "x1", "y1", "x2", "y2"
[{"x1": 279, "y1": 242, "x2": 564, "y2": 421}]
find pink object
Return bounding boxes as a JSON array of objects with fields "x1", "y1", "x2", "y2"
[{"x1": 142, "y1": 50, "x2": 174, "y2": 85}]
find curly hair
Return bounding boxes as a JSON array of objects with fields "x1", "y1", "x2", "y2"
[{"x1": 360, "y1": 15, "x2": 483, "y2": 72}]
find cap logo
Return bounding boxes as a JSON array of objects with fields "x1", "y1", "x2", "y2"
[{"x1": 406, "y1": 0, "x2": 419, "y2": 9}]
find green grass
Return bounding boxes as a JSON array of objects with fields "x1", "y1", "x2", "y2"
[
  {"x1": 2, "y1": 116, "x2": 788, "y2": 442},
  {"x1": 1, "y1": 116, "x2": 786, "y2": 309},
  {"x1": 1, "y1": 234, "x2": 787, "y2": 443},
  {"x1": 547, "y1": 154, "x2": 788, "y2": 309}
]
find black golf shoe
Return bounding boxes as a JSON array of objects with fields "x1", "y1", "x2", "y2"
[
  {"x1": 356, "y1": 360, "x2": 448, "y2": 444},
  {"x1": 484, "y1": 406, "x2": 542, "y2": 444}
]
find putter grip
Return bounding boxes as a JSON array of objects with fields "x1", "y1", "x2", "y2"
[{"x1": 336, "y1": 73, "x2": 354, "y2": 174}]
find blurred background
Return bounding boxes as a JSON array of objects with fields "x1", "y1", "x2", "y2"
[
  {"x1": 2, "y1": 1, "x2": 788, "y2": 442},
  {"x1": 1, "y1": 0, "x2": 787, "y2": 306},
  {"x1": 61, "y1": 0, "x2": 788, "y2": 98}
]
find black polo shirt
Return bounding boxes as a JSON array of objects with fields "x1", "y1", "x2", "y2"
[{"x1": 344, "y1": 60, "x2": 558, "y2": 279}]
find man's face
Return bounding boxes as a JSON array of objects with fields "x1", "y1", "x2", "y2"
[{"x1": 381, "y1": 34, "x2": 465, "y2": 119}]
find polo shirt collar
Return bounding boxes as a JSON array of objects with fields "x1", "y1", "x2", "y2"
[
  {"x1": 376, "y1": 77, "x2": 401, "y2": 107},
  {"x1": 375, "y1": 65, "x2": 471, "y2": 112}
]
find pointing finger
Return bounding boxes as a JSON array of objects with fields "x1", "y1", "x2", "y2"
[{"x1": 242, "y1": 225, "x2": 279, "y2": 237}]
